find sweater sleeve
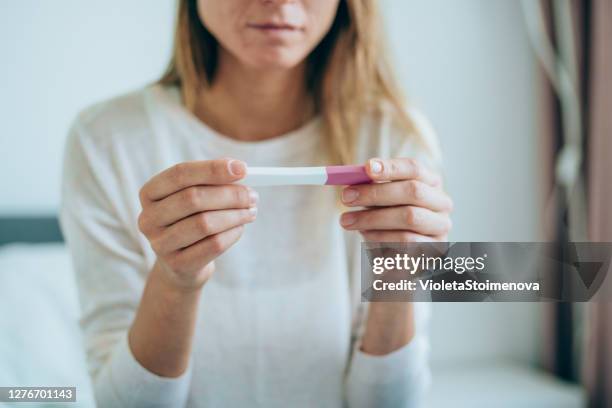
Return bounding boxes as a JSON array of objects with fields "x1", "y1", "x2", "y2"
[
  {"x1": 59, "y1": 118, "x2": 192, "y2": 407},
  {"x1": 344, "y1": 303, "x2": 432, "y2": 408},
  {"x1": 343, "y1": 229, "x2": 432, "y2": 408}
]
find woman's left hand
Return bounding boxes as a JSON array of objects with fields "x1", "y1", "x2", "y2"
[
  {"x1": 340, "y1": 158, "x2": 453, "y2": 242},
  {"x1": 340, "y1": 157, "x2": 453, "y2": 356}
]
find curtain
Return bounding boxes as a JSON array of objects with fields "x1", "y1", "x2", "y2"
[
  {"x1": 584, "y1": 0, "x2": 612, "y2": 406},
  {"x1": 526, "y1": 0, "x2": 584, "y2": 382},
  {"x1": 525, "y1": 4, "x2": 611, "y2": 400}
]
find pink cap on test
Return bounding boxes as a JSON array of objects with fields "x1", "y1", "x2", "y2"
[{"x1": 325, "y1": 165, "x2": 372, "y2": 185}]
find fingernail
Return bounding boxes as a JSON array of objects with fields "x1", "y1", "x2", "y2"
[
  {"x1": 341, "y1": 212, "x2": 356, "y2": 226},
  {"x1": 248, "y1": 189, "x2": 259, "y2": 206},
  {"x1": 370, "y1": 160, "x2": 383, "y2": 174},
  {"x1": 228, "y1": 160, "x2": 246, "y2": 176},
  {"x1": 342, "y1": 188, "x2": 359, "y2": 203},
  {"x1": 248, "y1": 207, "x2": 258, "y2": 218}
]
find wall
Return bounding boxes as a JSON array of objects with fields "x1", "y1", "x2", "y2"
[
  {"x1": 381, "y1": 0, "x2": 543, "y2": 367},
  {"x1": 0, "y1": 0, "x2": 175, "y2": 213}
]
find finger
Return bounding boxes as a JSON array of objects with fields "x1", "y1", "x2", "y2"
[
  {"x1": 340, "y1": 206, "x2": 451, "y2": 236},
  {"x1": 366, "y1": 158, "x2": 441, "y2": 187},
  {"x1": 150, "y1": 185, "x2": 259, "y2": 227},
  {"x1": 342, "y1": 180, "x2": 453, "y2": 211},
  {"x1": 141, "y1": 158, "x2": 247, "y2": 202},
  {"x1": 360, "y1": 230, "x2": 436, "y2": 243},
  {"x1": 151, "y1": 208, "x2": 257, "y2": 253},
  {"x1": 170, "y1": 225, "x2": 245, "y2": 274}
]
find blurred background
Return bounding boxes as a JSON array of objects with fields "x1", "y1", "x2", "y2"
[{"x1": 1, "y1": 1, "x2": 611, "y2": 407}]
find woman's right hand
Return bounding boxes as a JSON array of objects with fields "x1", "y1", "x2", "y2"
[{"x1": 137, "y1": 158, "x2": 258, "y2": 292}]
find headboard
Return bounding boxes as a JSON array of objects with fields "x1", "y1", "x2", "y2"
[{"x1": 0, "y1": 216, "x2": 63, "y2": 245}]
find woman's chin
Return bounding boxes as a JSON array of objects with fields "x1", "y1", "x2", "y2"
[{"x1": 242, "y1": 49, "x2": 307, "y2": 71}]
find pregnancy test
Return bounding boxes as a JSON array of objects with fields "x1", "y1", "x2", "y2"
[{"x1": 238, "y1": 165, "x2": 372, "y2": 186}]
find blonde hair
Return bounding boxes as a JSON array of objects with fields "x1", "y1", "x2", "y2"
[{"x1": 159, "y1": 0, "x2": 424, "y2": 164}]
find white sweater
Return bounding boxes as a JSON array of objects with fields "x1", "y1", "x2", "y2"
[{"x1": 59, "y1": 85, "x2": 436, "y2": 408}]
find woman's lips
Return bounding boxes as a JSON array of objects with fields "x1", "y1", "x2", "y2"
[{"x1": 247, "y1": 22, "x2": 303, "y2": 33}]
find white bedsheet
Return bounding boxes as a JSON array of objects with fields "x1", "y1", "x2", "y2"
[{"x1": 0, "y1": 243, "x2": 95, "y2": 407}]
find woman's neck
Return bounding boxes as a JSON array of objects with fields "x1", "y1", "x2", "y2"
[{"x1": 195, "y1": 50, "x2": 313, "y2": 142}]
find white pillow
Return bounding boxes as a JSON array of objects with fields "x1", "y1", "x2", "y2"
[{"x1": 0, "y1": 243, "x2": 95, "y2": 407}]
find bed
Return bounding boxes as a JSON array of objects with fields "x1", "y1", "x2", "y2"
[{"x1": 0, "y1": 217, "x2": 95, "y2": 407}]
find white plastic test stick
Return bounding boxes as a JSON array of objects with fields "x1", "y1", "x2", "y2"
[
  {"x1": 239, "y1": 167, "x2": 326, "y2": 186},
  {"x1": 238, "y1": 166, "x2": 372, "y2": 186}
]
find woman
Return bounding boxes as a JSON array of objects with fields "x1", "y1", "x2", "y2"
[{"x1": 60, "y1": 0, "x2": 452, "y2": 407}]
